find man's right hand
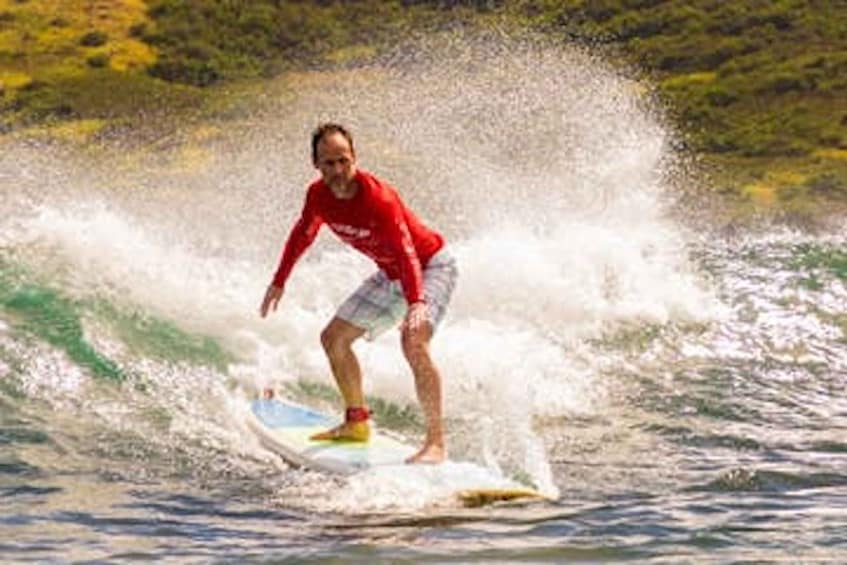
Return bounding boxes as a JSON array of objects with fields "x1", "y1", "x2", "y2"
[{"x1": 260, "y1": 284, "x2": 284, "y2": 318}]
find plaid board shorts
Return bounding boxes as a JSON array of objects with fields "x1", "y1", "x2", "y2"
[{"x1": 336, "y1": 247, "x2": 458, "y2": 340}]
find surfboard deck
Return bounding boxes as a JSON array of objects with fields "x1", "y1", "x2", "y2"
[
  {"x1": 247, "y1": 395, "x2": 548, "y2": 507},
  {"x1": 248, "y1": 396, "x2": 415, "y2": 475}
]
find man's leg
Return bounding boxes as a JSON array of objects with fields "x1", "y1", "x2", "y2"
[
  {"x1": 310, "y1": 317, "x2": 369, "y2": 441},
  {"x1": 401, "y1": 324, "x2": 446, "y2": 463}
]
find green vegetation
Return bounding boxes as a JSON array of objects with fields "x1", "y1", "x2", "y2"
[
  {"x1": 0, "y1": 0, "x2": 845, "y2": 212},
  {"x1": 495, "y1": 0, "x2": 847, "y2": 210},
  {"x1": 0, "y1": 0, "x2": 191, "y2": 135},
  {"x1": 141, "y1": 0, "x2": 451, "y2": 85},
  {"x1": 0, "y1": 0, "x2": 472, "y2": 136}
]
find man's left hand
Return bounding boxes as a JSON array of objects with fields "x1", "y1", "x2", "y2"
[{"x1": 403, "y1": 301, "x2": 429, "y2": 335}]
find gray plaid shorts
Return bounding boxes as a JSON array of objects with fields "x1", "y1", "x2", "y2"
[{"x1": 336, "y1": 247, "x2": 458, "y2": 340}]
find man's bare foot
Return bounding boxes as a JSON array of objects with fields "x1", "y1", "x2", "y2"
[
  {"x1": 309, "y1": 421, "x2": 370, "y2": 442},
  {"x1": 406, "y1": 442, "x2": 446, "y2": 464}
]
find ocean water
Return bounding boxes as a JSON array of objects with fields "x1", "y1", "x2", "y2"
[{"x1": 1, "y1": 37, "x2": 846, "y2": 562}]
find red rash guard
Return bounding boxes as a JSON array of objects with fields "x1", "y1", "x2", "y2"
[{"x1": 272, "y1": 170, "x2": 444, "y2": 304}]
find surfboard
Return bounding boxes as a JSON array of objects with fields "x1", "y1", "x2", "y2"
[
  {"x1": 247, "y1": 395, "x2": 548, "y2": 506},
  {"x1": 248, "y1": 396, "x2": 415, "y2": 475}
]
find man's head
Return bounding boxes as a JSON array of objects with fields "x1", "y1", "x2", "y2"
[{"x1": 312, "y1": 123, "x2": 357, "y2": 198}]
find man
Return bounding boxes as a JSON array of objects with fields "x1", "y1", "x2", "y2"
[{"x1": 259, "y1": 123, "x2": 458, "y2": 464}]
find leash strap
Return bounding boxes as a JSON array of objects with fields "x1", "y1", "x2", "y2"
[{"x1": 345, "y1": 406, "x2": 370, "y2": 423}]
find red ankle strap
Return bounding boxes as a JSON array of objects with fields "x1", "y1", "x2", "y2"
[{"x1": 345, "y1": 406, "x2": 370, "y2": 423}]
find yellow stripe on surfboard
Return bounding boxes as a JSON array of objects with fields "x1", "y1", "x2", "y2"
[{"x1": 456, "y1": 487, "x2": 548, "y2": 508}]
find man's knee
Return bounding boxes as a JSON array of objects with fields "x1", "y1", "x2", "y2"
[
  {"x1": 401, "y1": 326, "x2": 432, "y2": 361},
  {"x1": 320, "y1": 326, "x2": 335, "y2": 353},
  {"x1": 321, "y1": 318, "x2": 362, "y2": 356},
  {"x1": 320, "y1": 325, "x2": 345, "y2": 355}
]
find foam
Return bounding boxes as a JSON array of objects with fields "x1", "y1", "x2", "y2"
[{"x1": 0, "y1": 35, "x2": 719, "y2": 504}]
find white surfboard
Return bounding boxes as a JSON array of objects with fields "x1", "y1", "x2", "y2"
[
  {"x1": 247, "y1": 395, "x2": 547, "y2": 506},
  {"x1": 247, "y1": 396, "x2": 415, "y2": 475}
]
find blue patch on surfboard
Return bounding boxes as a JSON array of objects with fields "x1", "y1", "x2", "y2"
[{"x1": 251, "y1": 398, "x2": 333, "y2": 428}]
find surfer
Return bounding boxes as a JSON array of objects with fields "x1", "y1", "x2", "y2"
[{"x1": 259, "y1": 123, "x2": 457, "y2": 464}]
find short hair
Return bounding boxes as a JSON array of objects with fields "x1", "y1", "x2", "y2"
[{"x1": 311, "y1": 123, "x2": 355, "y2": 163}]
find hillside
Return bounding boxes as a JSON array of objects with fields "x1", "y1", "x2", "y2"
[
  {"x1": 1, "y1": 0, "x2": 845, "y2": 211},
  {"x1": 500, "y1": 0, "x2": 847, "y2": 210},
  {"x1": 0, "y1": 1, "x2": 479, "y2": 120}
]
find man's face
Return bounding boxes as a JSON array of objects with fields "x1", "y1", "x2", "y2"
[{"x1": 314, "y1": 132, "x2": 357, "y2": 198}]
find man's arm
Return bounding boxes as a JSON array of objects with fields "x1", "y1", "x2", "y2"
[
  {"x1": 271, "y1": 212, "x2": 322, "y2": 288},
  {"x1": 381, "y1": 207, "x2": 430, "y2": 334},
  {"x1": 260, "y1": 191, "x2": 322, "y2": 317},
  {"x1": 375, "y1": 195, "x2": 425, "y2": 306}
]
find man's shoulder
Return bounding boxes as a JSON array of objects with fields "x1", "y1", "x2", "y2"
[
  {"x1": 307, "y1": 178, "x2": 325, "y2": 193},
  {"x1": 358, "y1": 169, "x2": 393, "y2": 188},
  {"x1": 358, "y1": 170, "x2": 399, "y2": 202},
  {"x1": 305, "y1": 178, "x2": 327, "y2": 204}
]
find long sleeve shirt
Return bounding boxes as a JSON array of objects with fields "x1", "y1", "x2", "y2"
[{"x1": 272, "y1": 170, "x2": 444, "y2": 304}]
